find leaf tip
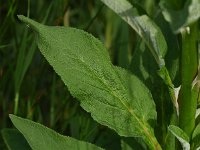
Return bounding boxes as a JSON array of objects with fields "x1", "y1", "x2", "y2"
[
  {"x1": 9, "y1": 114, "x2": 16, "y2": 121},
  {"x1": 17, "y1": 15, "x2": 33, "y2": 25},
  {"x1": 17, "y1": 15, "x2": 26, "y2": 21},
  {"x1": 9, "y1": 114, "x2": 14, "y2": 119},
  {"x1": 9, "y1": 114, "x2": 19, "y2": 124},
  {"x1": 17, "y1": 15, "x2": 41, "y2": 32}
]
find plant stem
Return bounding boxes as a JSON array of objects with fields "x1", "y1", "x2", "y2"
[{"x1": 179, "y1": 23, "x2": 198, "y2": 138}]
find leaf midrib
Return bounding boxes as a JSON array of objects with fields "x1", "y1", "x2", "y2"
[{"x1": 54, "y1": 50, "x2": 157, "y2": 146}]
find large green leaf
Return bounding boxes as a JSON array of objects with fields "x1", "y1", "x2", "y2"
[
  {"x1": 168, "y1": 125, "x2": 190, "y2": 150},
  {"x1": 100, "y1": 0, "x2": 167, "y2": 68},
  {"x1": 17, "y1": 15, "x2": 160, "y2": 149},
  {"x1": 9, "y1": 115, "x2": 103, "y2": 150},
  {"x1": 1, "y1": 128, "x2": 31, "y2": 150},
  {"x1": 160, "y1": 0, "x2": 200, "y2": 33}
]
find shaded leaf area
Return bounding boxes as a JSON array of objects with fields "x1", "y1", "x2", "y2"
[
  {"x1": 168, "y1": 125, "x2": 190, "y2": 150},
  {"x1": 154, "y1": 12, "x2": 180, "y2": 86},
  {"x1": 68, "y1": 111, "x2": 121, "y2": 150},
  {"x1": 17, "y1": 15, "x2": 159, "y2": 149},
  {"x1": 10, "y1": 115, "x2": 104, "y2": 150},
  {"x1": 1, "y1": 128, "x2": 31, "y2": 150},
  {"x1": 150, "y1": 9, "x2": 181, "y2": 149},
  {"x1": 101, "y1": 7, "x2": 131, "y2": 69},
  {"x1": 130, "y1": 40, "x2": 175, "y2": 149},
  {"x1": 100, "y1": 0, "x2": 167, "y2": 67},
  {"x1": 121, "y1": 137, "x2": 147, "y2": 150},
  {"x1": 160, "y1": 0, "x2": 200, "y2": 33},
  {"x1": 191, "y1": 123, "x2": 200, "y2": 149},
  {"x1": 95, "y1": 129, "x2": 121, "y2": 150},
  {"x1": 99, "y1": 4, "x2": 179, "y2": 147}
]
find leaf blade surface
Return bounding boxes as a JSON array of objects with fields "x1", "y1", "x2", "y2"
[
  {"x1": 18, "y1": 15, "x2": 159, "y2": 149},
  {"x1": 9, "y1": 115, "x2": 104, "y2": 150}
]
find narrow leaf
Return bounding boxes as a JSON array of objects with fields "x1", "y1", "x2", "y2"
[
  {"x1": 168, "y1": 125, "x2": 190, "y2": 150},
  {"x1": 9, "y1": 115, "x2": 104, "y2": 150},
  {"x1": 17, "y1": 15, "x2": 160, "y2": 149},
  {"x1": 158, "y1": 67, "x2": 179, "y2": 115},
  {"x1": 160, "y1": 0, "x2": 200, "y2": 33},
  {"x1": 191, "y1": 123, "x2": 200, "y2": 149},
  {"x1": 100, "y1": 0, "x2": 167, "y2": 67},
  {"x1": 1, "y1": 128, "x2": 31, "y2": 150}
]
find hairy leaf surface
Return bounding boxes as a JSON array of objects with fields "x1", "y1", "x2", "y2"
[
  {"x1": 9, "y1": 115, "x2": 103, "y2": 150},
  {"x1": 100, "y1": 0, "x2": 167, "y2": 67},
  {"x1": 17, "y1": 15, "x2": 159, "y2": 149}
]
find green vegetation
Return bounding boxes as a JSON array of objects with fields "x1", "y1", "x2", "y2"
[{"x1": 0, "y1": 0, "x2": 200, "y2": 149}]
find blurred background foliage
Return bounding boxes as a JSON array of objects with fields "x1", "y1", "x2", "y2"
[{"x1": 0, "y1": 0, "x2": 185, "y2": 149}]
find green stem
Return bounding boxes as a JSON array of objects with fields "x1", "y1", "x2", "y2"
[{"x1": 179, "y1": 23, "x2": 198, "y2": 138}]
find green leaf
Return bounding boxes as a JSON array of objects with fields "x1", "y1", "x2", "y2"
[
  {"x1": 100, "y1": 0, "x2": 177, "y2": 117},
  {"x1": 158, "y1": 67, "x2": 178, "y2": 114},
  {"x1": 191, "y1": 123, "x2": 200, "y2": 149},
  {"x1": 160, "y1": 0, "x2": 200, "y2": 33},
  {"x1": 168, "y1": 125, "x2": 190, "y2": 150},
  {"x1": 17, "y1": 15, "x2": 160, "y2": 149},
  {"x1": 1, "y1": 128, "x2": 31, "y2": 150},
  {"x1": 9, "y1": 114, "x2": 104, "y2": 150},
  {"x1": 100, "y1": 0, "x2": 167, "y2": 68},
  {"x1": 154, "y1": 12, "x2": 180, "y2": 86},
  {"x1": 100, "y1": 1, "x2": 177, "y2": 118}
]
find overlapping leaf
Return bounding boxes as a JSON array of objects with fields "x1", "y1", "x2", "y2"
[
  {"x1": 99, "y1": 1, "x2": 179, "y2": 120},
  {"x1": 1, "y1": 128, "x2": 31, "y2": 150},
  {"x1": 17, "y1": 15, "x2": 160, "y2": 149},
  {"x1": 9, "y1": 115, "x2": 103, "y2": 150},
  {"x1": 168, "y1": 125, "x2": 190, "y2": 150},
  {"x1": 100, "y1": 0, "x2": 167, "y2": 68},
  {"x1": 191, "y1": 123, "x2": 200, "y2": 149},
  {"x1": 160, "y1": 0, "x2": 200, "y2": 33}
]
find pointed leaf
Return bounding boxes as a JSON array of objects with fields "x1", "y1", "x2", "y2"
[
  {"x1": 160, "y1": 0, "x2": 200, "y2": 33},
  {"x1": 9, "y1": 115, "x2": 103, "y2": 150},
  {"x1": 1, "y1": 128, "x2": 31, "y2": 150},
  {"x1": 100, "y1": 0, "x2": 167, "y2": 67},
  {"x1": 17, "y1": 15, "x2": 160, "y2": 149},
  {"x1": 168, "y1": 125, "x2": 190, "y2": 150}
]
